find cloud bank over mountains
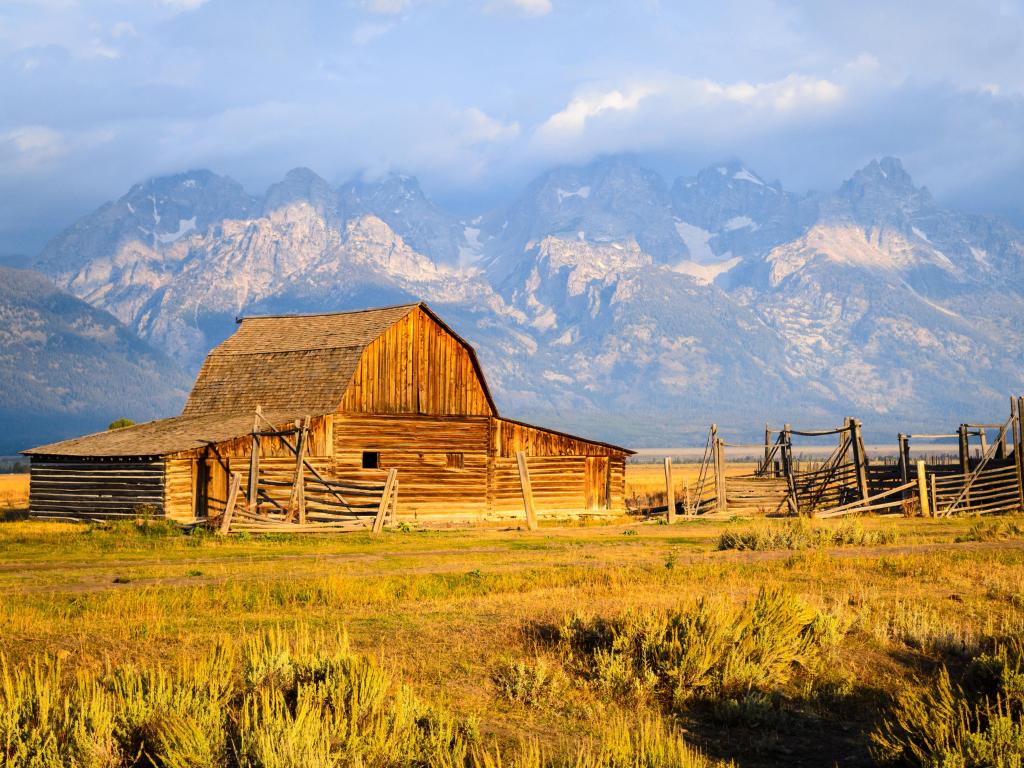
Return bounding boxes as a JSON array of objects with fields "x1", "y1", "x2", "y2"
[{"x1": 0, "y1": 0, "x2": 1022, "y2": 254}]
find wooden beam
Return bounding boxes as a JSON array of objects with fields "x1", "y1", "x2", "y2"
[
  {"x1": 897, "y1": 433, "x2": 908, "y2": 485},
  {"x1": 516, "y1": 450, "x2": 538, "y2": 531},
  {"x1": 372, "y1": 469, "x2": 398, "y2": 534},
  {"x1": 849, "y1": 418, "x2": 870, "y2": 502},
  {"x1": 664, "y1": 457, "x2": 676, "y2": 523},
  {"x1": 248, "y1": 405, "x2": 262, "y2": 515},
  {"x1": 763, "y1": 424, "x2": 772, "y2": 478},
  {"x1": 916, "y1": 460, "x2": 930, "y2": 518},
  {"x1": 782, "y1": 423, "x2": 798, "y2": 516},
  {"x1": 286, "y1": 417, "x2": 308, "y2": 524},
  {"x1": 218, "y1": 472, "x2": 242, "y2": 535}
]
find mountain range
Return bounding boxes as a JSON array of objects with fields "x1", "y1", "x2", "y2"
[{"x1": 7, "y1": 154, "x2": 1024, "y2": 452}]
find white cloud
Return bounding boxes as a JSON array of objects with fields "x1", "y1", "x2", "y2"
[
  {"x1": 699, "y1": 74, "x2": 843, "y2": 112},
  {"x1": 352, "y1": 21, "x2": 394, "y2": 44},
  {"x1": 364, "y1": 0, "x2": 411, "y2": 14},
  {"x1": 460, "y1": 107, "x2": 520, "y2": 144},
  {"x1": 158, "y1": 0, "x2": 210, "y2": 11},
  {"x1": 537, "y1": 85, "x2": 657, "y2": 139},
  {"x1": 0, "y1": 126, "x2": 67, "y2": 171},
  {"x1": 484, "y1": 0, "x2": 552, "y2": 17}
]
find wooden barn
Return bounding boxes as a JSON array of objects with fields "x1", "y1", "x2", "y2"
[{"x1": 24, "y1": 303, "x2": 632, "y2": 526}]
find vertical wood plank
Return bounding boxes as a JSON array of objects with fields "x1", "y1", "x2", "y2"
[
  {"x1": 219, "y1": 472, "x2": 242, "y2": 535},
  {"x1": 516, "y1": 450, "x2": 538, "y2": 531},
  {"x1": 373, "y1": 468, "x2": 398, "y2": 534},
  {"x1": 664, "y1": 457, "x2": 676, "y2": 523},
  {"x1": 916, "y1": 460, "x2": 931, "y2": 518},
  {"x1": 248, "y1": 405, "x2": 262, "y2": 514}
]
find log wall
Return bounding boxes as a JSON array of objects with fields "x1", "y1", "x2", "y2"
[
  {"x1": 29, "y1": 458, "x2": 166, "y2": 518},
  {"x1": 331, "y1": 414, "x2": 490, "y2": 520}
]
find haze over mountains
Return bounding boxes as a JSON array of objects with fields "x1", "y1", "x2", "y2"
[{"x1": 7, "y1": 154, "x2": 1024, "y2": 452}]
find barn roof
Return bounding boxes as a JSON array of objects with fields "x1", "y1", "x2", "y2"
[
  {"x1": 182, "y1": 303, "x2": 421, "y2": 417},
  {"x1": 23, "y1": 410, "x2": 304, "y2": 458}
]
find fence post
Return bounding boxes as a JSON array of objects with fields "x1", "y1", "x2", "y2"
[
  {"x1": 957, "y1": 424, "x2": 971, "y2": 509},
  {"x1": 516, "y1": 451, "x2": 538, "y2": 531},
  {"x1": 248, "y1": 405, "x2": 262, "y2": 515},
  {"x1": 850, "y1": 418, "x2": 870, "y2": 503},
  {"x1": 664, "y1": 457, "x2": 676, "y2": 523},
  {"x1": 958, "y1": 424, "x2": 970, "y2": 474},
  {"x1": 782, "y1": 423, "x2": 798, "y2": 515},
  {"x1": 897, "y1": 433, "x2": 908, "y2": 485},
  {"x1": 916, "y1": 460, "x2": 930, "y2": 517},
  {"x1": 763, "y1": 424, "x2": 772, "y2": 477}
]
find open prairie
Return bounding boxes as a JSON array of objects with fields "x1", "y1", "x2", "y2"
[
  {"x1": 2, "y1": 511, "x2": 1022, "y2": 767},
  {"x1": 0, "y1": 472, "x2": 28, "y2": 509}
]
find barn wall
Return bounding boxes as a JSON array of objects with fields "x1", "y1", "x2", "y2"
[
  {"x1": 332, "y1": 414, "x2": 490, "y2": 519},
  {"x1": 491, "y1": 418, "x2": 624, "y2": 458},
  {"x1": 164, "y1": 458, "x2": 194, "y2": 522},
  {"x1": 164, "y1": 415, "x2": 335, "y2": 521},
  {"x1": 488, "y1": 419, "x2": 629, "y2": 517},
  {"x1": 339, "y1": 307, "x2": 493, "y2": 417},
  {"x1": 29, "y1": 458, "x2": 166, "y2": 518}
]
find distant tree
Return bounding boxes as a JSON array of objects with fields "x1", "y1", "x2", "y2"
[{"x1": 108, "y1": 418, "x2": 136, "y2": 430}]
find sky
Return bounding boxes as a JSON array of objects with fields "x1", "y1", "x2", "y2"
[{"x1": 1, "y1": 0, "x2": 1022, "y2": 255}]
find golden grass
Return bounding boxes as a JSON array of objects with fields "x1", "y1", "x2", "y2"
[
  {"x1": 0, "y1": 515, "x2": 1022, "y2": 766},
  {"x1": 625, "y1": 462, "x2": 758, "y2": 496},
  {"x1": 0, "y1": 473, "x2": 29, "y2": 509}
]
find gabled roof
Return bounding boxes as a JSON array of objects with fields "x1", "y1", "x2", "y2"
[
  {"x1": 180, "y1": 302, "x2": 488, "y2": 417},
  {"x1": 24, "y1": 410, "x2": 304, "y2": 458}
]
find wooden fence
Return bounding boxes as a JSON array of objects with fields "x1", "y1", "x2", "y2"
[
  {"x1": 634, "y1": 395, "x2": 1024, "y2": 520},
  {"x1": 216, "y1": 408, "x2": 398, "y2": 534}
]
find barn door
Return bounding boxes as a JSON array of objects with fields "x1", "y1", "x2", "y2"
[
  {"x1": 585, "y1": 457, "x2": 609, "y2": 510},
  {"x1": 196, "y1": 456, "x2": 228, "y2": 519}
]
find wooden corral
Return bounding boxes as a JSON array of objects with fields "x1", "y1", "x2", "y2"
[
  {"x1": 24, "y1": 303, "x2": 632, "y2": 528},
  {"x1": 634, "y1": 397, "x2": 1024, "y2": 520}
]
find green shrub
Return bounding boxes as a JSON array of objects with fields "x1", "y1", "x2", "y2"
[
  {"x1": 491, "y1": 656, "x2": 565, "y2": 709},
  {"x1": 555, "y1": 587, "x2": 841, "y2": 712},
  {"x1": 872, "y1": 638, "x2": 1024, "y2": 766},
  {"x1": 718, "y1": 519, "x2": 898, "y2": 551}
]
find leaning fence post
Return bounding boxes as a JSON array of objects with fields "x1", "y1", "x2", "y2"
[
  {"x1": 916, "y1": 460, "x2": 931, "y2": 518},
  {"x1": 516, "y1": 451, "x2": 538, "y2": 531},
  {"x1": 219, "y1": 472, "x2": 242, "y2": 535},
  {"x1": 664, "y1": 457, "x2": 676, "y2": 523}
]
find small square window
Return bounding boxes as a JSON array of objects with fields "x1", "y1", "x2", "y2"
[
  {"x1": 362, "y1": 451, "x2": 380, "y2": 469},
  {"x1": 446, "y1": 452, "x2": 464, "y2": 471}
]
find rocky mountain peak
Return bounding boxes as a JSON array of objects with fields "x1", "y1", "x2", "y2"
[
  {"x1": 836, "y1": 157, "x2": 935, "y2": 227},
  {"x1": 262, "y1": 167, "x2": 338, "y2": 220}
]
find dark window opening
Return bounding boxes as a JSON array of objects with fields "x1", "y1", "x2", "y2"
[
  {"x1": 446, "y1": 452, "x2": 464, "y2": 471},
  {"x1": 362, "y1": 451, "x2": 380, "y2": 469}
]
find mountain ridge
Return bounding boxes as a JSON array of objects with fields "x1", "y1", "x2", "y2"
[{"x1": 24, "y1": 154, "x2": 1024, "y2": 446}]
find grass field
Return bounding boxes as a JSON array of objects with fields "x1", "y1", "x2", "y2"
[
  {"x1": 0, "y1": 472, "x2": 29, "y2": 509},
  {"x1": 1, "y1": 506, "x2": 1023, "y2": 767}
]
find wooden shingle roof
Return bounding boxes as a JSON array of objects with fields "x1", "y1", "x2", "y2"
[
  {"x1": 23, "y1": 410, "x2": 302, "y2": 457},
  {"x1": 181, "y1": 304, "x2": 419, "y2": 418}
]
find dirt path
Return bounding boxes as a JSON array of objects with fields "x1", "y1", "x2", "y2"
[{"x1": 4, "y1": 536, "x2": 1023, "y2": 596}]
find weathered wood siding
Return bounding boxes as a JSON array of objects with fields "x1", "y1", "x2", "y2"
[
  {"x1": 332, "y1": 414, "x2": 490, "y2": 519},
  {"x1": 30, "y1": 458, "x2": 166, "y2": 518},
  {"x1": 339, "y1": 307, "x2": 493, "y2": 416},
  {"x1": 491, "y1": 418, "x2": 624, "y2": 458},
  {"x1": 164, "y1": 458, "x2": 194, "y2": 522},
  {"x1": 488, "y1": 419, "x2": 627, "y2": 517},
  {"x1": 164, "y1": 415, "x2": 335, "y2": 521}
]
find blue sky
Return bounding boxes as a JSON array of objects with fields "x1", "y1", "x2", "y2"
[{"x1": 1, "y1": 0, "x2": 1022, "y2": 253}]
